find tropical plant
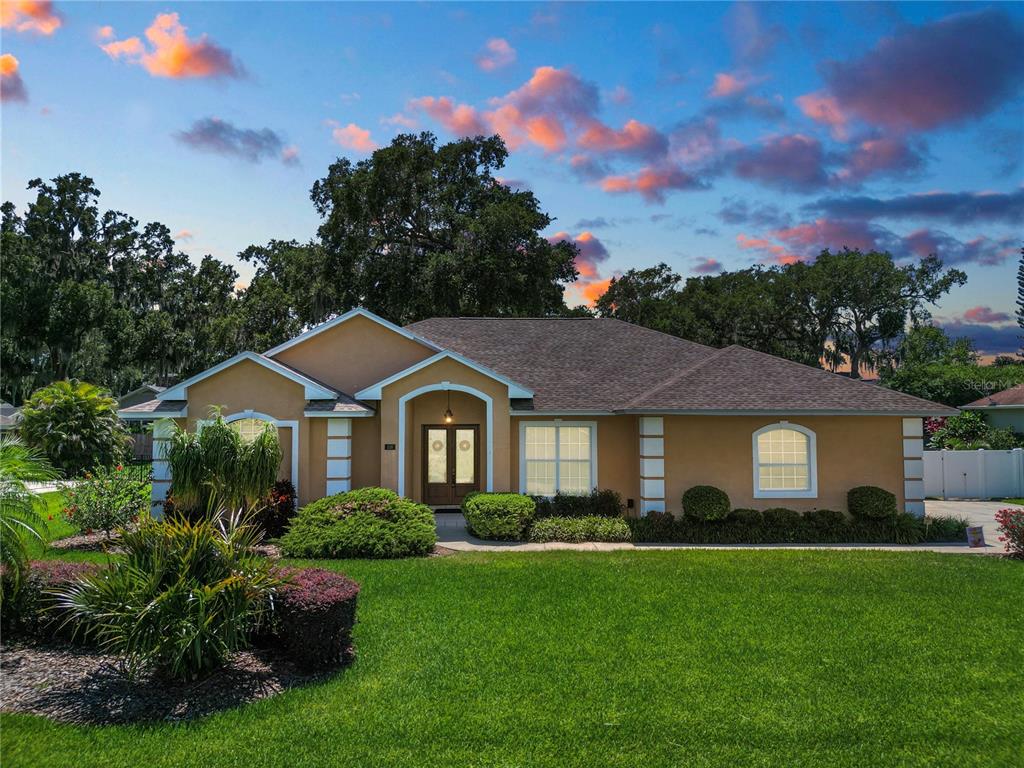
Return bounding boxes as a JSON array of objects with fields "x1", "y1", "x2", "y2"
[
  {"x1": 0, "y1": 435, "x2": 59, "y2": 597},
  {"x1": 163, "y1": 411, "x2": 282, "y2": 516},
  {"x1": 54, "y1": 511, "x2": 279, "y2": 680},
  {"x1": 19, "y1": 379, "x2": 130, "y2": 476},
  {"x1": 928, "y1": 411, "x2": 1023, "y2": 450},
  {"x1": 63, "y1": 464, "x2": 149, "y2": 538}
]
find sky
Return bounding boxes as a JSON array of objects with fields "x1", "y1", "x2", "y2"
[{"x1": 2, "y1": 1, "x2": 1022, "y2": 356}]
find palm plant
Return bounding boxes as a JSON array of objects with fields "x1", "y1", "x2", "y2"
[
  {"x1": 163, "y1": 410, "x2": 282, "y2": 516},
  {"x1": 0, "y1": 435, "x2": 60, "y2": 596}
]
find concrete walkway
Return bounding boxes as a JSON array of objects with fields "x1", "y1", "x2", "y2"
[{"x1": 436, "y1": 501, "x2": 1013, "y2": 555}]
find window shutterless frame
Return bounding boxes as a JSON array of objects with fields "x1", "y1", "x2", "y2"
[
  {"x1": 518, "y1": 420, "x2": 598, "y2": 496},
  {"x1": 751, "y1": 422, "x2": 817, "y2": 499}
]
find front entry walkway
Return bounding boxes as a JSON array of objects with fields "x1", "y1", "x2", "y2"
[{"x1": 434, "y1": 501, "x2": 1012, "y2": 554}]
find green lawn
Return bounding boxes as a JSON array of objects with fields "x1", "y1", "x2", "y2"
[
  {"x1": 23, "y1": 491, "x2": 77, "y2": 559},
  {"x1": 3, "y1": 550, "x2": 1023, "y2": 768}
]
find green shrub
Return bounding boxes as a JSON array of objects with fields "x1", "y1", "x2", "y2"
[
  {"x1": 763, "y1": 507, "x2": 801, "y2": 528},
  {"x1": 729, "y1": 508, "x2": 763, "y2": 525},
  {"x1": 892, "y1": 513, "x2": 925, "y2": 545},
  {"x1": 681, "y1": 485, "x2": 730, "y2": 521},
  {"x1": 848, "y1": 486, "x2": 897, "y2": 519},
  {"x1": 528, "y1": 516, "x2": 631, "y2": 543},
  {"x1": 532, "y1": 489, "x2": 624, "y2": 518},
  {"x1": 20, "y1": 380, "x2": 130, "y2": 476},
  {"x1": 1, "y1": 560, "x2": 101, "y2": 640},
  {"x1": 54, "y1": 514, "x2": 278, "y2": 680},
  {"x1": 280, "y1": 488, "x2": 436, "y2": 558},
  {"x1": 462, "y1": 493, "x2": 535, "y2": 540},
  {"x1": 804, "y1": 509, "x2": 845, "y2": 529},
  {"x1": 62, "y1": 464, "x2": 149, "y2": 537},
  {"x1": 923, "y1": 515, "x2": 968, "y2": 542}
]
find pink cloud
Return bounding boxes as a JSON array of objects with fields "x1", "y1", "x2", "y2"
[
  {"x1": 100, "y1": 13, "x2": 242, "y2": 79},
  {"x1": 174, "y1": 229, "x2": 194, "y2": 242},
  {"x1": 600, "y1": 164, "x2": 704, "y2": 204},
  {"x1": 95, "y1": 24, "x2": 114, "y2": 40},
  {"x1": 547, "y1": 230, "x2": 613, "y2": 306},
  {"x1": 0, "y1": 53, "x2": 28, "y2": 102},
  {"x1": 1, "y1": 1, "x2": 61, "y2": 36},
  {"x1": 693, "y1": 257, "x2": 724, "y2": 274},
  {"x1": 382, "y1": 112, "x2": 417, "y2": 129},
  {"x1": 708, "y1": 71, "x2": 765, "y2": 98},
  {"x1": 963, "y1": 306, "x2": 1011, "y2": 324},
  {"x1": 476, "y1": 37, "x2": 516, "y2": 72},
  {"x1": 280, "y1": 145, "x2": 300, "y2": 165},
  {"x1": 608, "y1": 85, "x2": 631, "y2": 105},
  {"x1": 330, "y1": 122, "x2": 378, "y2": 153},
  {"x1": 835, "y1": 136, "x2": 925, "y2": 183},
  {"x1": 409, "y1": 96, "x2": 487, "y2": 136},
  {"x1": 731, "y1": 133, "x2": 829, "y2": 191},
  {"x1": 737, "y1": 233, "x2": 794, "y2": 263},
  {"x1": 577, "y1": 118, "x2": 668, "y2": 160},
  {"x1": 795, "y1": 91, "x2": 848, "y2": 139}
]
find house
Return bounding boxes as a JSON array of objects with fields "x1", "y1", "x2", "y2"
[
  {"x1": 117, "y1": 384, "x2": 167, "y2": 460},
  {"x1": 117, "y1": 383, "x2": 166, "y2": 410},
  {"x1": 0, "y1": 401, "x2": 20, "y2": 432},
  {"x1": 962, "y1": 385, "x2": 1024, "y2": 433},
  {"x1": 118, "y1": 308, "x2": 956, "y2": 516}
]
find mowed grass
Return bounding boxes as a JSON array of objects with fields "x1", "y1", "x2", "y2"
[
  {"x1": 23, "y1": 491, "x2": 77, "y2": 559},
  {"x1": 3, "y1": 550, "x2": 1023, "y2": 768}
]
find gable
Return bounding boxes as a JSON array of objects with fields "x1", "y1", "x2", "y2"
[
  {"x1": 159, "y1": 352, "x2": 336, "y2": 401},
  {"x1": 268, "y1": 310, "x2": 439, "y2": 395}
]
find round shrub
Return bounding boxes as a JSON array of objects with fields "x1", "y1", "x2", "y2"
[
  {"x1": 848, "y1": 486, "x2": 897, "y2": 519},
  {"x1": 681, "y1": 485, "x2": 730, "y2": 522},
  {"x1": 528, "y1": 515, "x2": 631, "y2": 543},
  {"x1": 762, "y1": 507, "x2": 801, "y2": 528},
  {"x1": 462, "y1": 493, "x2": 535, "y2": 540},
  {"x1": 270, "y1": 567, "x2": 360, "y2": 669},
  {"x1": 729, "y1": 508, "x2": 763, "y2": 526},
  {"x1": 280, "y1": 488, "x2": 436, "y2": 559}
]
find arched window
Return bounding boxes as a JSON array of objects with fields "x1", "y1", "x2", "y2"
[
  {"x1": 231, "y1": 417, "x2": 277, "y2": 443},
  {"x1": 752, "y1": 423, "x2": 817, "y2": 499}
]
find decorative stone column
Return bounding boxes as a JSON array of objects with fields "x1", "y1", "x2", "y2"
[
  {"x1": 326, "y1": 418, "x2": 352, "y2": 495},
  {"x1": 902, "y1": 418, "x2": 925, "y2": 516},
  {"x1": 639, "y1": 417, "x2": 665, "y2": 515}
]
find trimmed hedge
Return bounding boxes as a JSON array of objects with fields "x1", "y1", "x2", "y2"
[
  {"x1": 848, "y1": 486, "x2": 898, "y2": 519},
  {"x1": 528, "y1": 516, "x2": 631, "y2": 543},
  {"x1": 532, "y1": 489, "x2": 624, "y2": 518},
  {"x1": 280, "y1": 488, "x2": 436, "y2": 559},
  {"x1": 1, "y1": 560, "x2": 101, "y2": 641},
  {"x1": 462, "y1": 493, "x2": 535, "y2": 540},
  {"x1": 270, "y1": 567, "x2": 360, "y2": 669},
  {"x1": 628, "y1": 510, "x2": 968, "y2": 545},
  {"x1": 681, "y1": 485, "x2": 730, "y2": 521}
]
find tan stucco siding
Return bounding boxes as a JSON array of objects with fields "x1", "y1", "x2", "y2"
[
  {"x1": 378, "y1": 357, "x2": 511, "y2": 500},
  {"x1": 511, "y1": 415, "x2": 641, "y2": 509},
  {"x1": 662, "y1": 415, "x2": 905, "y2": 514},
  {"x1": 272, "y1": 313, "x2": 435, "y2": 395},
  {"x1": 352, "y1": 414, "x2": 382, "y2": 490}
]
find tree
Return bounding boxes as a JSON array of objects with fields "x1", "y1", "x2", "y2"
[
  {"x1": 19, "y1": 380, "x2": 131, "y2": 476},
  {"x1": 298, "y1": 133, "x2": 578, "y2": 325},
  {"x1": 594, "y1": 264, "x2": 684, "y2": 333},
  {"x1": 0, "y1": 436, "x2": 59, "y2": 597}
]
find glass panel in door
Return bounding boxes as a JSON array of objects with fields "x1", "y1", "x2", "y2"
[
  {"x1": 455, "y1": 428, "x2": 475, "y2": 484},
  {"x1": 427, "y1": 428, "x2": 447, "y2": 484}
]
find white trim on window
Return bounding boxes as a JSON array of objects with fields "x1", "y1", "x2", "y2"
[
  {"x1": 518, "y1": 420, "x2": 598, "y2": 496},
  {"x1": 752, "y1": 421, "x2": 817, "y2": 499}
]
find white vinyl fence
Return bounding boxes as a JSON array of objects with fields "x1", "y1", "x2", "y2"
[{"x1": 923, "y1": 449, "x2": 1024, "y2": 499}]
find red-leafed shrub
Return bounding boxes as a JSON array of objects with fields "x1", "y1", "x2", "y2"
[
  {"x1": 259, "y1": 479, "x2": 297, "y2": 538},
  {"x1": 1, "y1": 560, "x2": 102, "y2": 640},
  {"x1": 270, "y1": 567, "x2": 360, "y2": 669},
  {"x1": 995, "y1": 508, "x2": 1024, "y2": 559}
]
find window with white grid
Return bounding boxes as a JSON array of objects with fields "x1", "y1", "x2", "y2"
[
  {"x1": 522, "y1": 423, "x2": 595, "y2": 496},
  {"x1": 231, "y1": 417, "x2": 276, "y2": 443},
  {"x1": 753, "y1": 424, "x2": 817, "y2": 498}
]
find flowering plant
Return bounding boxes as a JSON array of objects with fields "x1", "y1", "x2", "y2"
[
  {"x1": 64, "y1": 464, "x2": 149, "y2": 537},
  {"x1": 994, "y1": 508, "x2": 1024, "y2": 558}
]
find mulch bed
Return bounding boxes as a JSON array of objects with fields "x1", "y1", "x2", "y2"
[
  {"x1": 49, "y1": 530, "x2": 122, "y2": 553},
  {"x1": 0, "y1": 641, "x2": 336, "y2": 724}
]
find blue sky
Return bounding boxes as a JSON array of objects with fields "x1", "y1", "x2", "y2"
[{"x1": 2, "y1": 1, "x2": 1022, "y2": 354}]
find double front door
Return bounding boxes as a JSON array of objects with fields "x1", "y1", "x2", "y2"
[{"x1": 423, "y1": 424, "x2": 479, "y2": 507}]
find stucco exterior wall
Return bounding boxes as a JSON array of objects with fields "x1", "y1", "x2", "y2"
[
  {"x1": 662, "y1": 415, "x2": 905, "y2": 514},
  {"x1": 978, "y1": 408, "x2": 1024, "y2": 433},
  {"x1": 271, "y1": 313, "x2": 435, "y2": 395}
]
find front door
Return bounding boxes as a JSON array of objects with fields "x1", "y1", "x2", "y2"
[{"x1": 423, "y1": 424, "x2": 480, "y2": 506}]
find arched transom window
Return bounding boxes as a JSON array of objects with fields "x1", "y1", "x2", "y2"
[
  {"x1": 752, "y1": 423, "x2": 817, "y2": 499},
  {"x1": 231, "y1": 417, "x2": 277, "y2": 443}
]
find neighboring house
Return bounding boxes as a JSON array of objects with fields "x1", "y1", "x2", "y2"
[
  {"x1": 962, "y1": 385, "x2": 1024, "y2": 433},
  {"x1": 119, "y1": 308, "x2": 955, "y2": 516},
  {"x1": 117, "y1": 384, "x2": 166, "y2": 460},
  {"x1": 0, "y1": 401, "x2": 21, "y2": 432},
  {"x1": 117, "y1": 383, "x2": 166, "y2": 410}
]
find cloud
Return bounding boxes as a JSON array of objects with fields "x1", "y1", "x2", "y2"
[
  {"x1": 934, "y1": 320, "x2": 1019, "y2": 355},
  {"x1": 692, "y1": 257, "x2": 723, "y2": 274},
  {"x1": 175, "y1": 118, "x2": 296, "y2": 164},
  {"x1": 600, "y1": 164, "x2": 706, "y2": 203},
  {"x1": 834, "y1": 136, "x2": 926, "y2": 183},
  {"x1": 962, "y1": 306, "x2": 1012, "y2": 324},
  {"x1": 717, "y1": 198, "x2": 791, "y2": 228},
  {"x1": 95, "y1": 25, "x2": 114, "y2": 40},
  {"x1": 100, "y1": 13, "x2": 242, "y2": 79},
  {"x1": 548, "y1": 230, "x2": 613, "y2": 306},
  {"x1": 495, "y1": 176, "x2": 531, "y2": 191},
  {"x1": 575, "y1": 216, "x2": 613, "y2": 229},
  {"x1": 805, "y1": 188, "x2": 1024, "y2": 225},
  {"x1": 382, "y1": 112, "x2": 417, "y2": 129},
  {"x1": 608, "y1": 85, "x2": 631, "y2": 105},
  {"x1": 705, "y1": 92, "x2": 785, "y2": 122},
  {"x1": 0, "y1": 53, "x2": 28, "y2": 103},
  {"x1": 280, "y1": 145, "x2": 300, "y2": 165},
  {"x1": 730, "y1": 133, "x2": 829, "y2": 192},
  {"x1": 408, "y1": 96, "x2": 487, "y2": 136},
  {"x1": 820, "y1": 9, "x2": 1024, "y2": 132},
  {"x1": 476, "y1": 37, "x2": 516, "y2": 71},
  {"x1": 795, "y1": 91, "x2": 848, "y2": 139},
  {"x1": 174, "y1": 229, "x2": 194, "y2": 242},
  {"x1": 708, "y1": 71, "x2": 765, "y2": 98},
  {"x1": 725, "y1": 2, "x2": 786, "y2": 64},
  {"x1": 902, "y1": 230, "x2": 1016, "y2": 267},
  {"x1": 330, "y1": 122, "x2": 378, "y2": 153},
  {"x1": 577, "y1": 118, "x2": 668, "y2": 160},
  {"x1": 1, "y1": 1, "x2": 61, "y2": 36}
]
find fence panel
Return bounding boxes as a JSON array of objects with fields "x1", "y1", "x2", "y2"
[{"x1": 923, "y1": 449, "x2": 1024, "y2": 499}]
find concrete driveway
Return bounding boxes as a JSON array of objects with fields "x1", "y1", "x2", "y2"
[{"x1": 926, "y1": 499, "x2": 1013, "y2": 554}]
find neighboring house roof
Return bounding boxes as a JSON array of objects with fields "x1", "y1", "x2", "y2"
[
  {"x1": 407, "y1": 317, "x2": 956, "y2": 416},
  {"x1": 0, "y1": 401, "x2": 21, "y2": 430},
  {"x1": 117, "y1": 383, "x2": 166, "y2": 409},
  {"x1": 963, "y1": 384, "x2": 1024, "y2": 408},
  {"x1": 119, "y1": 399, "x2": 188, "y2": 420}
]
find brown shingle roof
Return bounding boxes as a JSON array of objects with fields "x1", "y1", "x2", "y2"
[
  {"x1": 964, "y1": 384, "x2": 1024, "y2": 408},
  {"x1": 118, "y1": 398, "x2": 187, "y2": 415},
  {"x1": 407, "y1": 317, "x2": 956, "y2": 415}
]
